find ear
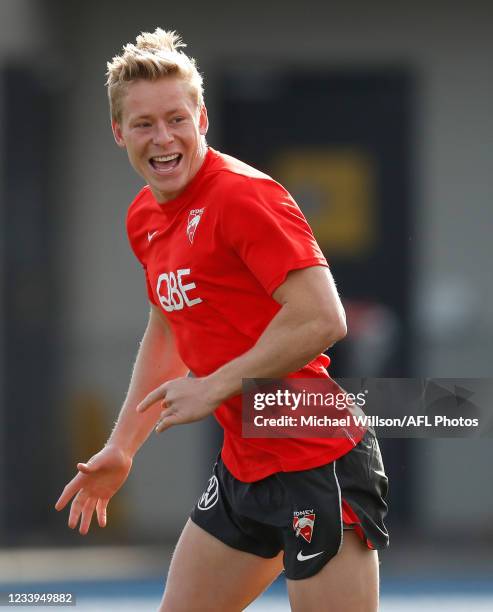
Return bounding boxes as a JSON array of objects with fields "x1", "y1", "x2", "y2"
[
  {"x1": 112, "y1": 120, "x2": 126, "y2": 148},
  {"x1": 199, "y1": 104, "x2": 209, "y2": 136}
]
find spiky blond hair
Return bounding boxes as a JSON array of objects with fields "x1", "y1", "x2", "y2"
[{"x1": 106, "y1": 28, "x2": 204, "y2": 122}]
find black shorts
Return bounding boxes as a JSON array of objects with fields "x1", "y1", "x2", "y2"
[{"x1": 190, "y1": 428, "x2": 389, "y2": 580}]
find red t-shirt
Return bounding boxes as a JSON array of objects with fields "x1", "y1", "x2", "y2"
[{"x1": 127, "y1": 148, "x2": 358, "y2": 481}]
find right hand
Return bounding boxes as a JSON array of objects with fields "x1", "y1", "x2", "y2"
[{"x1": 55, "y1": 445, "x2": 133, "y2": 535}]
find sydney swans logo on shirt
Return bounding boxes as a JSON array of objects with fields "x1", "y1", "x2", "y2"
[{"x1": 187, "y1": 208, "x2": 205, "y2": 244}]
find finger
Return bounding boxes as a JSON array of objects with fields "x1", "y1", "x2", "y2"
[
  {"x1": 77, "y1": 449, "x2": 110, "y2": 474},
  {"x1": 77, "y1": 461, "x2": 98, "y2": 475},
  {"x1": 77, "y1": 464, "x2": 92, "y2": 475},
  {"x1": 96, "y1": 498, "x2": 109, "y2": 528},
  {"x1": 155, "y1": 413, "x2": 180, "y2": 434},
  {"x1": 136, "y1": 384, "x2": 167, "y2": 413},
  {"x1": 155, "y1": 406, "x2": 173, "y2": 429},
  {"x1": 159, "y1": 407, "x2": 172, "y2": 420},
  {"x1": 79, "y1": 497, "x2": 97, "y2": 535},
  {"x1": 68, "y1": 490, "x2": 87, "y2": 529},
  {"x1": 55, "y1": 472, "x2": 85, "y2": 511}
]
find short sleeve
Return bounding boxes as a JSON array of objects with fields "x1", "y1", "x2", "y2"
[
  {"x1": 126, "y1": 191, "x2": 159, "y2": 307},
  {"x1": 221, "y1": 177, "x2": 328, "y2": 294},
  {"x1": 143, "y1": 265, "x2": 158, "y2": 306}
]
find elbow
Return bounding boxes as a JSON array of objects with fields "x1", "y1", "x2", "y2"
[
  {"x1": 333, "y1": 317, "x2": 348, "y2": 342},
  {"x1": 318, "y1": 312, "x2": 347, "y2": 348}
]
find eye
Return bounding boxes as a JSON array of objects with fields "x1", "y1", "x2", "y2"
[
  {"x1": 171, "y1": 116, "x2": 185, "y2": 124},
  {"x1": 134, "y1": 121, "x2": 151, "y2": 128}
]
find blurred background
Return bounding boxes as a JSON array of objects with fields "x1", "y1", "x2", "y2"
[{"x1": 1, "y1": 0, "x2": 492, "y2": 609}]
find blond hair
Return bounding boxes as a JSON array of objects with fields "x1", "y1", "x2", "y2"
[{"x1": 106, "y1": 28, "x2": 204, "y2": 122}]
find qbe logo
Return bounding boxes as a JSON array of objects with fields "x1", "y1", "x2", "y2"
[
  {"x1": 197, "y1": 475, "x2": 219, "y2": 511},
  {"x1": 156, "y1": 268, "x2": 202, "y2": 312}
]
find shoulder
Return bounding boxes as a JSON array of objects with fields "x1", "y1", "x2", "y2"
[
  {"x1": 126, "y1": 185, "x2": 155, "y2": 263},
  {"x1": 127, "y1": 185, "x2": 154, "y2": 227},
  {"x1": 207, "y1": 148, "x2": 272, "y2": 181},
  {"x1": 126, "y1": 185, "x2": 157, "y2": 242},
  {"x1": 205, "y1": 148, "x2": 291, "y2": 208}
]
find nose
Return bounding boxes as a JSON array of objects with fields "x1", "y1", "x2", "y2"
[{"x1": 152, "y1": 120, "x2": 173, "y2": 146}]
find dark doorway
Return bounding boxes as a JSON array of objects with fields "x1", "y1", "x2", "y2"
[{"x1": 218, "y1": 68, "x2": 416, "y2": 527}]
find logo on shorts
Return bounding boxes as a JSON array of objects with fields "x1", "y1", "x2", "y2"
[
  {"x1": 293, "y1": 509, "x2": 316, "y2": 543},
  {"x1": 297, "y1": 550, "x2": 324, "y2": 562},
  {"x1": 187, "y1": 208, "x2": 205, "y2": 244},
  {"x1": 197, "y1": 475, "x2": 219, "y2": 511}
]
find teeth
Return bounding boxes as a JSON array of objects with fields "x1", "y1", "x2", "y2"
[{"x1": 153, "y1": 153, "x2": 180, "y2": 162}]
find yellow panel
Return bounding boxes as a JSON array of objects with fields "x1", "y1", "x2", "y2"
[{"x1": 272, "y1": 149, "x2": 377, "y2": 257}]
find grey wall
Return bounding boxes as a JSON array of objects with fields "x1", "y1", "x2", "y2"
[
  {"x1": 2, "y1": 0, "x2": 492, "y2": 539},
  {"x1": 0, "y1": 0, "x2": 58, "y2": 542}
]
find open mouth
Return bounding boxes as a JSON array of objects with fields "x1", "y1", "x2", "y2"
[{"x1": 149, "y1": 153, "x2": 183, "y2": 173}]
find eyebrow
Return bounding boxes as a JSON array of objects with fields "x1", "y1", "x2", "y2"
[
  {"x1": 129, "y1": 108, "x2": 188, "y2": 121},
  {"x1": 165, "y1": 108, "x2": 188, "y2": 116},
  {"x1": 129, "y1": 114, "x2": 152, "y2": 121}
]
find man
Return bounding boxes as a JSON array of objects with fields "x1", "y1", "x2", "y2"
[{"x1": 56, "y1": 28, "x2": 388, "y2": 611}]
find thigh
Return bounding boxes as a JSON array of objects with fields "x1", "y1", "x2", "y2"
[
  {"x1": 160, "y1": 519, "x2": 283, "y2": 612},
  {"x1": 287, "y1": 530, "x2": 379, "y2": 612}
]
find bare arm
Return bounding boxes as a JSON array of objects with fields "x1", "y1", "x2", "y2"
[
  {"x1": 206, "y1": 265, "x2": 346, "y2": 399},
  {"x1": 108, "y1": 304, "x2": 189, "y2": 456},
  {"x1": 55, "y1": 304, "x2": 188, "y2": 533},
  {"x1": 139, "y1": 266, "x2": 346, "y2": 430}
]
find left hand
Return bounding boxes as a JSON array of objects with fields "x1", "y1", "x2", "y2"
[{"x1": 136, "y1": 376, "x2": 220, "y2": 433}]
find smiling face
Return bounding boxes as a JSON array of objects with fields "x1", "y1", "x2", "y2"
[{"x1": 112, "y1": 76, "x2": 208, "y2": 203}]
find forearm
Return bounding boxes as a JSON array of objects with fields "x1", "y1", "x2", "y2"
[
  {"x1": 107, "y1": 308, "x2": 188, "y2": 456},
  {"x1": 206, "y1": 299, "x2": 346, "y2": 403}
]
